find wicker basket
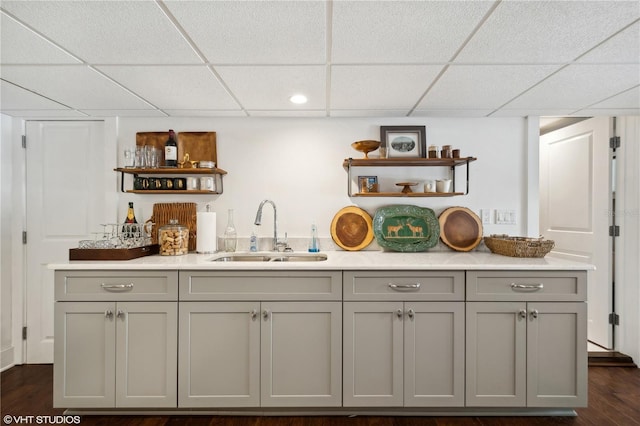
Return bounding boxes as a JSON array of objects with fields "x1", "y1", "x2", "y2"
[{"x1": 484, "y1": 235, "x2": 555, "y2": 258}]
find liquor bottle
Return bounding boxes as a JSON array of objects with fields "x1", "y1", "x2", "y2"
[
  {"x1": 223, "y1": 209, "x2": 237, "y2": 252},
  {"x1": 164, "y1": 129, "x2": 177, "y2": 167},
  {"x1": 123, "y1": 202, "x2": 138, "y2": 238}
]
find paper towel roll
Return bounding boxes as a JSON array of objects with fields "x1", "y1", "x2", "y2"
[{"x1": 196, "y1": 212, "x2": 217, "y2": 253}]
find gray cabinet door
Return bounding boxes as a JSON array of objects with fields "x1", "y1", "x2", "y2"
[
  {"x1": 466, "y1": 302, "x2": 527, "y2": 407},
  {"x1": 115, "y1": 301, "x2": 177, "y2": 407},
  {"x1": 178, "y1": 301, "x2": 260, "y2": 407},
  {"x1": 261, "y1": 301, "x2": 342, "y2": 407},
  {"x1": 404, "y1": 302, "x2": 464, "y2": 407},
  {"x1": 54, "y1": 302, "x2": 116, "y2": 408},
  {"x1": 343, "y1": 301, "x2": 404, "y2": 407},
  {"x1": 526, "y1": 302, "x2": 587, "y2": 407}
]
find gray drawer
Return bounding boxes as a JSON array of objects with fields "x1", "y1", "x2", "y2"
[
  {"x1": 466, "y1": 270, "x2": 587, "y2": 301},
  {"x1": 55, "y1": 270, "x2": 178, "y2": 301},
  {"x1": 179, "y1": 270, "x2": 342, "y2": 301},
  {"x1": 343, "y1": 270, "x2": 465, "y2": 301}
]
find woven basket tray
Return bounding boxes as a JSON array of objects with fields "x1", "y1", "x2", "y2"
[
  {"x1": 148, "y1": 202, "x2": 197, "y2": 252},
  {"x1": 484, "y1": 235, "x2": 555, "y2": 258}
]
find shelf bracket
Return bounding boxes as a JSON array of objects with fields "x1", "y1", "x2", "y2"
[{"x1": 347, "y1": 158, "x2": 354, "y2": 197}]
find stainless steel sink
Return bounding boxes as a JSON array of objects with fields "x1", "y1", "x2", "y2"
[{"x1": 211, "y1": 253, "x2": 327, "y2": 262}]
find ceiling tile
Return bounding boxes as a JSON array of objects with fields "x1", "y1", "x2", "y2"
[
  {"x1": 164, "y1": 0, "x2": 326, "y2": 64},
  {"x1": 330, "y1": 110, "x2": 410, "y2": 118},
  {"x1": 577, "y1": 108, "x2": 640, "y2": 116},
  {"x1": 1, "y1": 65, "x2": 154, "y2": 109},
  {"x1": 215, "y1": 65, "x2": 326, "y2": 110},
  {"x1": 96, "y1": 65, "x2": 241, "y2": 110},
  {"x1": 417, "y1": 64, "x2": 559, "y2": 110},
  {"x1": 586, "y1": 86, "x2": 640, "y2": 109},
  {"x1": 163, "y1": 110, "x2": 247, "y2": 118},
  {"x1": 330, "y1": 65, "x2": 442, "y2": 110},
  {"x1": 0, "y1": 0, "x2": 201, "y2": 64},
  {"x1": 79, "y1": 109, "x2": 168, "y2": 118},
  {"x1": 411, "y1": 109, "x2": 494, "y2": 118},
  {"x1": 331, "y1": 1, "x2": 495, "y2": 63},
  {"x1": 0, "y1": 109, "x2": 86, "y2": 118},
  {"x1": 456, "y1": 1, "x2": 640, "y2": 63},
  {"x1": 0, "y1": 79, "x2": 70, "y2": 110},
  {"x1": 0, "y1": 12, "x2": 80, "y2": 64},
  {"x1": 248, "y1": 110, "x2": 327, "y2": 118},
  {"x1": 490, "y1": 108, "x2": 577, "y2": 117},
  {"x1": 578, "y1": 21, "x2": 640, "y2": 63},
  {"x1": 505, "y1": 64, "x2": 640, "y2": 110}
]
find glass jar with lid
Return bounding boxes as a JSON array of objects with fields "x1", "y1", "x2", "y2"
[{"x1": 158, "y1": 219, "x2": 189, "y2": 256}]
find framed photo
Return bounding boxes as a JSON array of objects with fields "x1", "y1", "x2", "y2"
[
  {"x1": 358, "y1": 175, "x2": 378, "y2": 193},
  {"x1": 380, "y1": 126, "x2": 426, "y2": 158}
]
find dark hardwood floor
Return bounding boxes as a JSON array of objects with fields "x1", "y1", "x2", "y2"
[{"x1": 2, "y1": 365, "x2": 639, "y2": 426}]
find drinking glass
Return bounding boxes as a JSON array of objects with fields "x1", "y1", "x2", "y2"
[
  {"x1": 134, "y1": 146, "x2": 146, "y2": 168},
  {"x1": 144, "y1": 146, "x2": 159, "y2": 169},
  {"x1": 123, "y1": 148, "x2": 135, "y2": 168}
]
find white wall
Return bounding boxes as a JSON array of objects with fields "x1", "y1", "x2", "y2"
[
  {"x1": 116, "y1": 117, "x2": 527, "y2": 245},
  {"x1": 1, "y1": 114, "x2": 15, "y2": 370}
]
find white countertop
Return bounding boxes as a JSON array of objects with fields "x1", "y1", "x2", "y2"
[{"x1": 49, "y1": 250, "x2": 594, "y2": 271}]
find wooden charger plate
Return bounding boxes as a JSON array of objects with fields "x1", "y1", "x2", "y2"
[
  {"x1": 330, "y1": 206, "x2": 374, "y2": 251},
  {"x1": 438, "y1": 207, "x2": 483, "y2": 252}
]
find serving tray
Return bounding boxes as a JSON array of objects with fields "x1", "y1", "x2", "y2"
[
  {"x1": 438, "y1": 206, "x2": 483, "y2": 252},
  {"x1": 330, "y1": 206, "x2": 374, "y2": 251},
  {"x1": 372, "y1": 205, "x2": 439, "y2": 252},
  {"x1": 69, "y1": 244, "x2": 159, "y2": 261}
]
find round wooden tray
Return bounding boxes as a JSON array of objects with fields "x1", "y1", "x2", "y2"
[
  {"x1": 330, "y1": 206, "x2": 374, "y2": 251},
  {"x1": 438, "y1": 206, "x2": 483, "y2": 252}
]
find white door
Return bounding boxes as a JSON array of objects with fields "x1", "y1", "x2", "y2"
[
  {"x1": 26, "y1": 120, "x2": 106, "y2": 363},
  {"x1": 540, "y1": 117, "x2": 612, "y2": 348}
]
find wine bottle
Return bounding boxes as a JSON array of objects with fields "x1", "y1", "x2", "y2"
[
  {"x1": 123, "y1": 202, "x2": 138, "y2": 238},
  {"x1": 164, "y1": 129, "x2": 177, "y2": 167},
  {"x1": 223, "y1": 209, "x2": 237, "y2": 252}
]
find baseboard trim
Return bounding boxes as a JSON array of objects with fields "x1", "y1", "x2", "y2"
[{"x1": 1, "y1": 346, "x2": 15, "y2": 372}]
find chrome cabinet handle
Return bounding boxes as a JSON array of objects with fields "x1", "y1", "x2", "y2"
[
  {"x1": 101, "y1": 283, "x2": 134, "y2": 292},
  {"x1": 396, "y1": 309, "x2": 403, "y2": 319},
  {"x1": 116, "y1": 310, "x2": 125, "y2": 319},
  {"x1": 388, "y1": 283, "x2": 421, "y2": 291},
  {"x1": 518, "y1": 309, "x2": 527, "y2": 320},
  {"x1": 510, "y1": 283, "x2": 544, "y2": 291},
  {"x1": 250, "y1": 309, "x2": 258, "y2": 320},
  {"x1": 407, "y1": 309, "x2": 415, "y2": 319},
  {"x1": 530, "y1": 309, "x2": 539, "y2": 319},
  {"x1": 105, "y1": 310, "x2": 113, "y2": 319},
  {"x1": 262, "y1": 309, "x2": 270, "y2": 320}
]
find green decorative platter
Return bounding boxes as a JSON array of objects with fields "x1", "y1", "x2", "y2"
[{"x1": 372, "y1": 205, "x2": 440, "y2": 252}]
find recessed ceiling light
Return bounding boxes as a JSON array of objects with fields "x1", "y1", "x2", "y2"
[{"x1": 289, "y1": 94, "x2": 308, "y2": 104}]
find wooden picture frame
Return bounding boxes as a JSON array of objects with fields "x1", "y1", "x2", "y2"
[
  {"x1": 358, "y1": 176, "x2": 378, "y2": 193},
  {"x1": 380, "y1": 126, "x2": 426, "y2": 158}
]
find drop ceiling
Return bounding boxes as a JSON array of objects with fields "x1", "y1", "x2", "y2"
[{"x1": 1, "y1": 0, "x2": 638, "y2": 118}]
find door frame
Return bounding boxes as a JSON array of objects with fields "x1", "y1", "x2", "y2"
[{"x1": 10, "y1": 118, "x2": 117, "y2": 365}]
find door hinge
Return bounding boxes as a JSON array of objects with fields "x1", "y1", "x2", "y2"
[
  {"x1": 609, "y1": 313, "x2": 620, "y2": 326},
  {"x1": 22, "y1": 326, "x2": 27, "y2": 340},
  {"x1": 21, "y1": 135, "x2": 26, "y2": 149},
  {"x1": 610, "y1": 136, "x2": 620, "y2": 149},
  {"x1": 609, "y1": 225, "x2": 620, "y2": 237},
  {"x1": 22, "y1": 231, "x2": 27, "y2": 244}
]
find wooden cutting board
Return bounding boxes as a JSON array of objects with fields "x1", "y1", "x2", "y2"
[
  {"x1": 438, "y1": 206, "x2": 483, "y2": 252},
  {"x1": 330, "y1": 206, "x2": 374, "y2": 251}
]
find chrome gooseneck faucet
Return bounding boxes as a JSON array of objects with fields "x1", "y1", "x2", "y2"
[{"x1": 254, "y1": 199, "x2": 281, "y2": 251}]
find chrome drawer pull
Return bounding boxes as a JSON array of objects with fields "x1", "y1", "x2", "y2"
[
  {"x1": 101, "y1": 283, "x2": 134, "y2": 292},
  {"x1": 388, "y1": 283, "x2": 421, "y2": 291},
  {"x1": 510, "y1": 283, "x2": 544, "y2": 291}
]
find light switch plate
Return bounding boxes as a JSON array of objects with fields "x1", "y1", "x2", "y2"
[{"x1": 481, "y1": 209, "x2": 491, "y2": 224}]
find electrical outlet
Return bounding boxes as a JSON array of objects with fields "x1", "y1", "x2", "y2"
[
  {"x1": 496, "y1": 210, "x2": 517, "y2": 225},
  {"x1": 481, "y1": 209, "x2": 491, "y2": 225}
]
